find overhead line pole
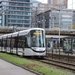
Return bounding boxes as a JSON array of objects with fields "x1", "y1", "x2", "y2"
[{"x1": 71, "y1": 0, "x2": 73, "y2": 30}]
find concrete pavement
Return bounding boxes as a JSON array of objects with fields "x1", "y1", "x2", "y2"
[{"x1": 0, "y1": 59, "x2": 36, "y2": 75}]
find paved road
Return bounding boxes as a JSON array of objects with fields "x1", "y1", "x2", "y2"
[{"x1": 0, "y1": 59, "x2": 36, "y2": 75}]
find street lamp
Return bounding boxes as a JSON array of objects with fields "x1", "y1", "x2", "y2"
[
  {"x1": 51, "y1": 9, "x2": 61, "y2": 59},
  {"x1": 58, "y1": 10, "x2": 60, "y2": 45},
  {"x1": 71, "y1": 0, "x2": 73, "y2": 30},
  {"x1": 50, "y1": 7, "x2": 61, "y2": 45}
]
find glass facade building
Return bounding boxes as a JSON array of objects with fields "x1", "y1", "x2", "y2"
[{"x1": 0, "y1": 0, "x2": 32, "y2": 27}]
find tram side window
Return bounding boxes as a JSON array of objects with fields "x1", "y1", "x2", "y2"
[
  {"x1": 25, "y1": 36, "x2": 28, "y2": 48},
  {"x1": 13, "y1": 37, "x2": 17, "y2": 48},
  {"x1": 1, "y1": 39, "x2": 6, "y2": 47},
  {"x1": 7, "y1": 38, "x2": 10, "y2": 47},
  {"x1": 9, "y1": 37, "x2": 18, "y2": 48},
  {"x1": 0, "y1": 39, "x2": 2, "y2": 47},
  {"x1": 18, "y1": 36, "x2": 28, "y2": 48},
  {"x1": 1, "y1": 39, "x2": 3, "y2": 47},
  {"x1": 18, "y1": 36, "x2": 23, "y2": 48},
  {"x1": 0, "y1": 39, "x2": 1, "y2": 46},
  {"x1": 11, "y1": 38, "x2": 15, "y2": 49}
]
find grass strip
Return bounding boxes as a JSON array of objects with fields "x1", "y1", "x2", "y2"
[{"x1": 0, "y1": 53, "x2": 68, "y2": 75}]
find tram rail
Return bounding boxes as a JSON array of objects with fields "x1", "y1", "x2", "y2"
[
  {"x1": 39, "y1": 57, "x2": 75, "y2": 71},
  {"x1": 26, "y1": 55, "x2": 75, "y2": 72}
]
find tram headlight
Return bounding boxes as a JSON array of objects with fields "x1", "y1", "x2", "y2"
[
  {"x1": 31, "y1": 47, "x2": 45, "y2": 51},
  {"x1": 31, "y1": 47, "x2": 36, "y2": 50},
  {"x1": 31, "y1": 47, "x2": 40, "y2": 51}
]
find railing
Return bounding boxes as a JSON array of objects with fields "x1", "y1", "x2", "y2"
[{"x1": 46, "y1": 46, "x2": 75, "y2": 62}]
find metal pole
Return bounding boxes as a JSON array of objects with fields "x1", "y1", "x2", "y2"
[
  {"x1": 59, "y1": 10, "x2": 60, "y2": 60},
  {"x1": 43, "y1": 14, "x2": 45, "y2": 28},
  {"x1": 71, "y1": 0, "x2": 73, "y2": 30},
  {"x1": 59, "y1": 10, "x2": 60, "y2": 45}
]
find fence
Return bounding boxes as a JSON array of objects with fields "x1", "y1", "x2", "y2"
[{"x1": 46, "y1": 44, "x2": 75, "y2": 62}]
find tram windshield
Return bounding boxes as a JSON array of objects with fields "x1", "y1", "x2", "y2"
[{"x1": 30, "y1": 30, "x2": 45, "y2": 47}]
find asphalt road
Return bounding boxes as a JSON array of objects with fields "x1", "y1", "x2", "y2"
[{"x1": 0, "y1": 59, "x2": 36, "y2": 75}]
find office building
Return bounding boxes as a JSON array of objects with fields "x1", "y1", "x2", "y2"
[
  {"x1": 37, "y1": 9, "x2": 73, "y2": 30},
  {"x1": 36, "y1": 0, "x2": 68, "y2": 14},
  {"x1": 0, "y1": 0, "x2": 32, "y2": 27},
  {"x1": 47, "y1": 0, "x2": 68, "y2": 9}
]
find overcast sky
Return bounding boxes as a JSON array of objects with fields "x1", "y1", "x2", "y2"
[
  {"x1": 68, "y1": 0, "x2": 75, "y2": 9},
  {"x1": 37, "y1": 0, "x2": 75, "y2": 9}
]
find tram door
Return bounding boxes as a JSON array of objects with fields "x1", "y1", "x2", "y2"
[{"x1": 18, "y1": 36, "x2": 25, "y2": 56}]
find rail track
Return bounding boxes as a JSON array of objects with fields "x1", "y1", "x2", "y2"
[{"x1": 38, "y1": 57, "x2": 75, "y2": 71}]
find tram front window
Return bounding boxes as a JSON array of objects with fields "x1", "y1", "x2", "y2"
[{"x1": 30, "y1": 30, "x2": 45, "y2": 47}]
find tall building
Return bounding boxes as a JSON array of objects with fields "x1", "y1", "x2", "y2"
[
  {"x1": 47, "y1": 0, "x2": 68, "y2": 9},
  {"x1": 0, "y1": 0, "x2": 32, "y2": 27},
  {"x1": 37, "y1": 3, "x2": 50, "y2": 14},
  {"x1": 37, "y1": 9, "x2": 73, "y2": 30},
  {"x1": 36, "y1": 0, "x2": 68, "y2": 14}
]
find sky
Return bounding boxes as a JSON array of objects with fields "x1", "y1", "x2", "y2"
[
  {"x1": 68, "y1": 0, "x2": 75, "y2": 9},
  {"x1": 37, "y1": 0, "x2": 75, "y2": 9}
]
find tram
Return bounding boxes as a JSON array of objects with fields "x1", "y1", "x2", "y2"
[{"x1": 0, "y1": 28, "x2": 46, "y2": 57}]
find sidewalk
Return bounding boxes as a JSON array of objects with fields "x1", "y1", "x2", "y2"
[{"x1": 0, "y1": 59, "x2": 36, "y2": 75}]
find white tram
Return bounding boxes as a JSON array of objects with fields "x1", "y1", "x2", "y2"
[{"x1": 0, "y1": 28, "x2": 46, "y2": 56}]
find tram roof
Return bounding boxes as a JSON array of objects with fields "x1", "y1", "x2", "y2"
[
  {"x1": 0, "y1": 28, "x2": 45, "y2": 39},
  {"x1": 18, "y1": 28, "x2": 45, "y2": 36},
  {"x1": 19, "y1": 28, "x2": 44, "y2": 32}
]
